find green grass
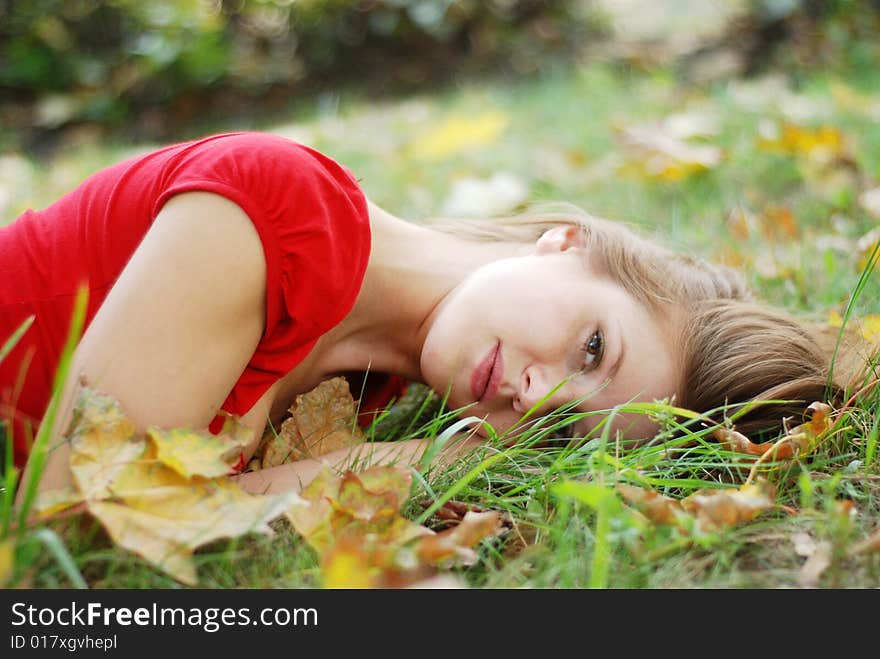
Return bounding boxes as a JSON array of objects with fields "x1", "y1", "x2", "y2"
[{"x1": 2, "y1": 54, "x2": 880, "y2": 589}]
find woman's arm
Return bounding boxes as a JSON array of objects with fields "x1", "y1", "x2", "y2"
[
  {"x1": 234, "y1": 436, "x2": 487, "y2": 495},
  {"x1": 17, "y1": 191, "x2": 269, "y2": 498}
]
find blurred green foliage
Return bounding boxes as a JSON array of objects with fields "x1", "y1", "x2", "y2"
[
  {"x1": 740, "y1": 0, "x2": 880, "y2": 74},
  {"x1": 0, "y1": 0, "x2": 601, "y2": 131}
]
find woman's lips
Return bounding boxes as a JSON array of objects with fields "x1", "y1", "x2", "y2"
[{"x1": 471, "y1": 341, "x2": 504, "y2": 403}]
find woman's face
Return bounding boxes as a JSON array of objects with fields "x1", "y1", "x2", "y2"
[{"x1": 420, "y1": 227, "x2": 680, "y2": 441}]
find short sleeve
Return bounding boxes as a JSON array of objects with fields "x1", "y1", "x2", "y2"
[{"x1": 151, "y1": 133, "x2": 371, "y2": 427}]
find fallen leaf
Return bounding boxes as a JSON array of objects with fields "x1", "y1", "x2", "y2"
[
  {"x1": 616, "y1": 123, "x2": 722, "y2": 182},
  {"x1": 148, "y1": 423, "x2": 249, "y2": 479},
  {"x1": 713, "y1": 427, "x2": 777, "y2": 458},
  {"x1": 90, "y1": 477, "x2": 296, "y2": 585},
  {"x1": 440, "y1": 172, "x2": 529, "y2": 218},
  {"x1": 616, "y1": 483, "x2": 686, "y2": 526},
  {"x1": 759, "y1": 206, "x2": 799, "y2": 240},
  {"x1": 715, "y1": 401, "x2": 834, "y2": 464},
  {"x1": 65, "y1": 387, "x2": 145, "y2": 500},
  {"x1": 408, "y1": 111, "x2": 509, "y2": 161},
  {"x1": 57, "y1": 386, "x2": 300, "y2": 585},
  {"x1": 726, "y1": 206, "x2": 755, "y2": 241},
  {"x1": 321, "y1": 538, "x2": 379, "y2": 588},
  {"x1": 758, "y1": 122, "x2": 847, "y2": 164},
  {"x1": 287, "y1": 465, "x2": 503, "y2": 587},
  {"x1": 413, "y1": 510, "x2": 503, "y2": 566},
  {"x1": 260, "y1": 377, "x2": 364, "y2": 468},
  {"x1": 780, "y1": 401, "x2": 834, "y2": 457},
  {"x1": 681, "y1": 480, "x2": 776, "y2": 531}
]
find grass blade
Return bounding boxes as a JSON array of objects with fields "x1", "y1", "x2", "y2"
[{"x1": 16, "y1": 286, "x2": 88, "y2": 532}]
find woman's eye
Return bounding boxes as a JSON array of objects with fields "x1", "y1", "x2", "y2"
[{"x1": 581, "y1": 330, "x2": 604, "y2": 371}]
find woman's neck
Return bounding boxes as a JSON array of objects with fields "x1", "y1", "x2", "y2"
[{"x1": 316, "y1": 201, "x2": 523, "y2": 382}]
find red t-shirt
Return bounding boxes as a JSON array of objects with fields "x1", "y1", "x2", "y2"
[{"x1": 0, "y1": 132, "x2": 406, "y2": 467}]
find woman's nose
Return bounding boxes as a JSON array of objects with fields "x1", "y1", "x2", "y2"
[{"x1": 514, "y1": 365, "x2": 567, "y2": 414}]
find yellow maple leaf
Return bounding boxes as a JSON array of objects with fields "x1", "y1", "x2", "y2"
[
  {"x1": 55, "y1": 386, "x2": 300, "y2": 585},
  {"x1": 66, "y1": 388, "x2": 144, "y2": 500},
  {"x1": 408, "y1": 111, "x2": 509, "y2": 161},
  {"x1": 149, "y1": 424, "x2": 249, "y2": 479},
  {"x1": 90, "y1": 476, "x2": 296, "y2": 585}
]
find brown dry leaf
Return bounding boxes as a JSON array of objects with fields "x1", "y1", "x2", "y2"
[
  {"x1": 285, "y1": 466, "x2": 427, "y2": 556},
  {"x1": 616, "y1": 123, "x2": 722, "y2": 182},
  {"x1": 712, "y1": 427, "x2": 776, "y2": 458},
  {"x1": 715, "y1": 402, "x2": 834, "y2": 463},
  {"x1": 780, "y1": 402, "x2": 833, "y2": 457},
  {"x1": 56, "y1": 386, "x2": 300, "y2": 585},
  {"x1": 413, "y1": 511, "x2": 503, "y2": 566},
  {"x1": 681, "y1": 480, "x2": 776, "y2": 532},
  {"x1": 260, "y1": 377, "x2": 364, "y2": 468},
  {"x1": 617, "y1": 483, "x2": 686, "y2": 526}
]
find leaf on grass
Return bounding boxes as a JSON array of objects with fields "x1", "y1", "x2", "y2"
[
  {"x1": 757, "y1": 122, "x2": 847, "y2": 163},
  {"x1": 65, "y1": 387, "x2": 145, "y2": 500},
  {"x1": 713, "y1": 401, "x2": 833, "y2": 462},
  {"x1": 287, "y1": 465, "x2": 502, "y2": 588},
  {"x1": 0, "y1": 538, "x2": 12, "y2": 586},
  {"x1": 615, "y1": 123, "x2": 722, "y2": 182},
  {"x1": 759, "y1": 206, "x2": 799, "y2": 240},
  {"x1": 413, "y1": 511, "x2": 503, "y2": 566},
  {"x1": 149, "y1": 423, "x2": 249, "y2": 479},
  {"x1": 321, "y1": 538, "x2": 378, "y2": 589},
  {"x1": 52, "y1": 386, "x2": 300, "y2": 585},
  {"x1": 259, "y1": 377, "x2": 364, "y2": 468},
  {"x1": 408, "y1": 111, "x2": 509, "y2": 161},
  {"x1": 616, "y1": 483, "x2": 686, "y2": 526},
  {"x1": 89, "y1": 477, "x2": 296, "y2": 585},
  {"x1": 680, "y1": 480, "x2": 776, "y2": 532}
]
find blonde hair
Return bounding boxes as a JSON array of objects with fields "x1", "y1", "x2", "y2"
[{"x1": 426, "y1": 203, "x2": 866, "y2": 440}]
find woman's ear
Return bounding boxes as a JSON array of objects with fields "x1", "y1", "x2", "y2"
[{"x1": 534, "y1": 225, "x2": 586, "y2": 255}]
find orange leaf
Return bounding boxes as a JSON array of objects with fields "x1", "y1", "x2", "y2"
[
  {"x1": 760, "y1": 206, "x2": 799, "y2": 240},
  {"x1": 616, "y1": 483, "x2": 685, "y2": 526},
  {"x1": 414, "y1": 510, "x2": 502, "y2": 566},
  {"x1": 681, "y1": 480, "x2": 776, "y2": 531}
]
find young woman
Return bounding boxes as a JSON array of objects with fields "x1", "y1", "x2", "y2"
[{"x1": 0, "y1": 131, "x2": 846, "y2": 496}]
